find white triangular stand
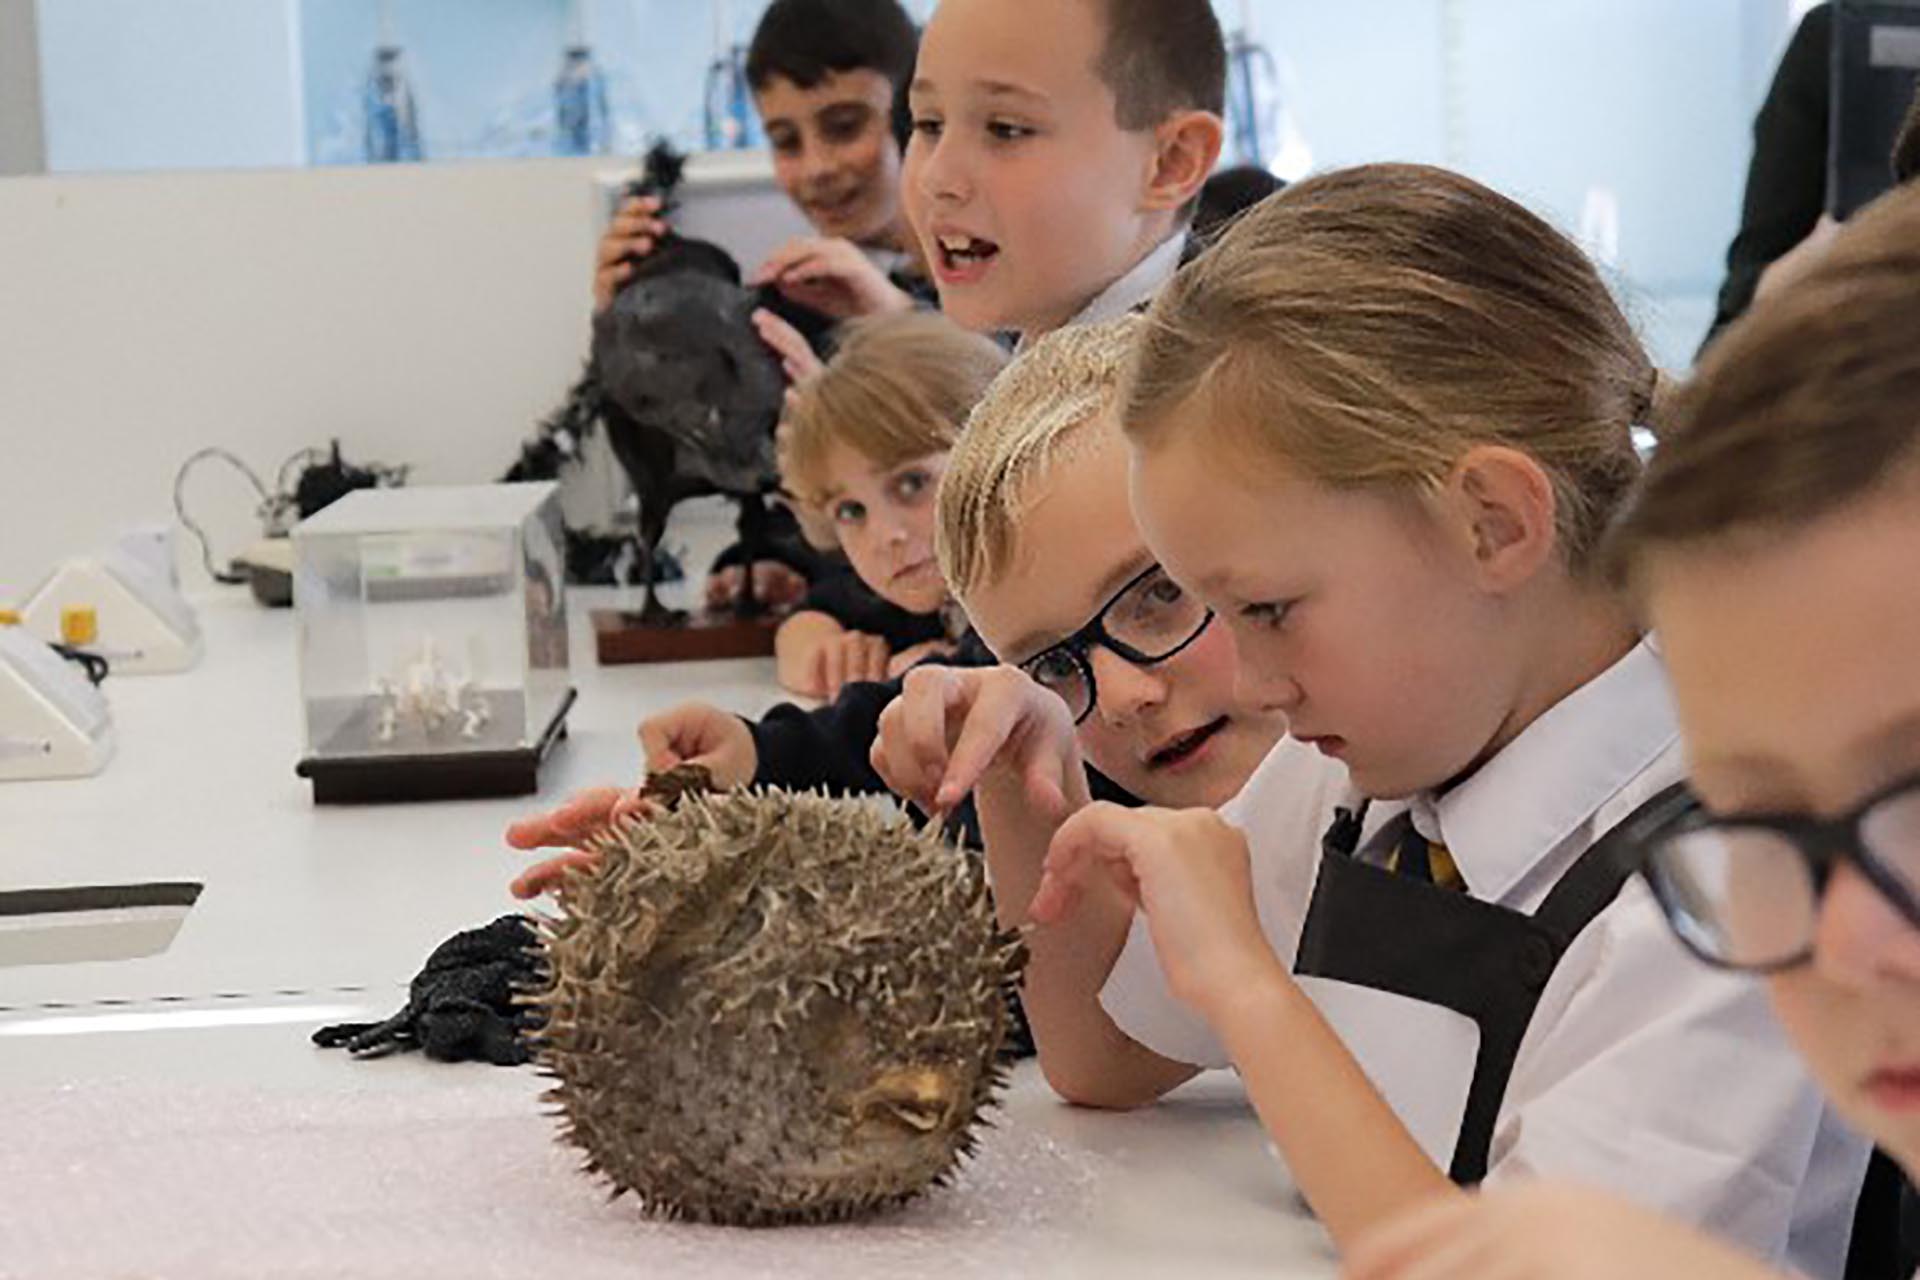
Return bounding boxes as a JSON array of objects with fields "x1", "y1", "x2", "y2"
[
  {"x1": 22, "y1": 549, "x2": 203, "y2": 675},
  {"x1": 0, "y1": 628, "x2": 114, "y2": 780}
]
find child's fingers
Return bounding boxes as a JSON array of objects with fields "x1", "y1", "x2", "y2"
[
  {"x1": 597, "y1": 223, "x2": 659, "y2": 267},
  {"x1": 1024, "y1": 755, "x2": 1070, "y2": 820},
  {"x1": 936, "y1": 686, "x2": 1024, "y2": 810},
  {"x1": 504, "y1": 813, "x2": 564, "y2": 851},
  {"x1": 780, "y1": 251, "x2": 851, "y2": 287},
  {"x1": 749, "y1": 237, "x2": 817, "y2": 285},
  {"x1": 858, "y1": 635, "x2": 890, "y2": 683},
  {"x1": 592, "y1": 261, "x2": 635, "y2": 312},
  {"x1": 1033, "y1": 803, "x2": 1148, "y2": 922},
  {"x1": 869, "y1": 694, "x2": 920, "y2": 801},
  {"x1": 637, "y1": 718, "x2": 689, "y2": 773},
  {"x1": 901, "y1": 669, "x2": 968, "y2": 795},
  {"x1": 773, "y1": 249, "x2": 831, "y2": 283},
  {"x1": 609, "y1": 198, "x2": 666, "y2": 232},
  {"x1": 596, "y1": 230, "x2": 636, "y2": 268},
  {"x1": 870, "y1": 678, "x2": 950, "y2": 808},
  {"x1": 503, "y1": 787, "x2": 624, "y2": 849},
  {"x1": 868, "y1": 733, "x2": 908, "y2": 800},
  {"x1": 510, "y1": 850, "x2": 600, "y2": 900},
  {"x1": 801, "y1": 644, "x2": 826, "y2": 699},
  {"x1": 751, "y1": 309, "x2": 823, "y2": 384},
  {"x1": 608, "y1": 791, "x2": 660, "y2": 825},
  {"x1": 856, "y1": 637, "x2": 882, "y2": 682},
  {"x1": 821, "y1": 640, "x2": 846, "y2": 699},
  {"x1": 839, "y1": 634, "x2": 873, "y2": 685}
]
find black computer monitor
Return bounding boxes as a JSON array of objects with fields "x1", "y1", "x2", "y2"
[{"x1": 1830, "y1": 0, "x2": 1920, "y2": 216}]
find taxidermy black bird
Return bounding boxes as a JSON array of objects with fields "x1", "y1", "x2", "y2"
[{"x1": 591, "y1": 142, "x2": 791, "y2": 625}]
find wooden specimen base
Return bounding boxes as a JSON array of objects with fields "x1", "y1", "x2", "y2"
[{"x1": 591, "y1": 608, "x2": 781, "y2": 665}]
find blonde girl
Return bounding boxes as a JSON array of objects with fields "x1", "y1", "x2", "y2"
[{"x1": 1026, "y1": 164, "x2": 1866, "y2": 1275}]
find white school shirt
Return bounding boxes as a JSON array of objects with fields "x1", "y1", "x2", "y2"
[
  {"x1": 1100, "y1": 642, "x2": 1871, "y2": 1278},
  {"x1": 1014, "y1": 232, "x2": 1186, "y2": 352}
]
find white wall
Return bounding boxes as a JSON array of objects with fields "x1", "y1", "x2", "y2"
[{"x1": 0, "y1": 152, "x2": 807, "y2": 604}]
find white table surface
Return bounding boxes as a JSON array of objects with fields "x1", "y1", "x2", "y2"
[{"x1": 0, "y1": 550, "x2": 1335, "y2": 1279}]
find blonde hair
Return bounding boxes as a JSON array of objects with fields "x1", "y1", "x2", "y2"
[
  {"x1": 780, "y1": 312, "x2": 1008, "y2": 508},
  {"x1": 1610, "y1": 183, "x2": 1920, "y2": 579},
  {"x1": 1123, "y1": 163, "x2": 1661, "y2": 578},
  {"x1": 936, "y1": 315, "x2": 1144, "y2": 600}
]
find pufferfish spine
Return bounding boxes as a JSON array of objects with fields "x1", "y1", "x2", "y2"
[{"x1": 526, "y1": 784, "x2": 1028, "y2": 1227}]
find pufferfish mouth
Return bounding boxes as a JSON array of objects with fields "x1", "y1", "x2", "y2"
[{"x1": 851, "y1": 1066, "x2": 961, "y2": 1136}]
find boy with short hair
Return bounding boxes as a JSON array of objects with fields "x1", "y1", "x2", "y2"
[
  {"x1": 902, "y1": 0, "x2": 1225, "y2": 338},
  {"x1": 509, "y1": 0, "x2": 1230, "y2": 849}
]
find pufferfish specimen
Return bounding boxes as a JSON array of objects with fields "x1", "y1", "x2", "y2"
[{"x1": 528, "y1": 772, "x2": 1028, "y2": 1226}]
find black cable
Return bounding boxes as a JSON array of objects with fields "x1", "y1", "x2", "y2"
[
  {"x1": 174, "y1": 443, "x2": 409, "y2": 586},
  {"x1": 172, "y1": 448, "x2": 271, "y2": 585},
  {"x1": 49, "y1": 643, "x2": 109, "y2": 686}
]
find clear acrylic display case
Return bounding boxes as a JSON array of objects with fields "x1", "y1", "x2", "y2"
[{"x1": 292, "y1": 483, "x2": 573, "y2": 803}]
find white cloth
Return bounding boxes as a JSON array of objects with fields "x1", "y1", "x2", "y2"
[
  {"x1": 1016, "y1": 232, "x2": 1186, "y2": 351},
  {"x1": 1100, "y1": 642, "x2": 1870, "y2": 1278}
]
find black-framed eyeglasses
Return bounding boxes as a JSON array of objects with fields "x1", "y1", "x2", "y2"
[
  {"x1": 1629, "y1": 771, "x2": 1920, "y2": 973},
  {"x1": 1016, "y1": 564, "x2": 1214, "y2": 725}
]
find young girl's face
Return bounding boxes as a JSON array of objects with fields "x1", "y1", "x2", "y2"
[
  {"x1": 1127, "y1": 430, "x2": 1527, "y2": 801},
  {"x1": 1650, "y1": 483, "x2": 1920, "y2": 1173},
  {"x1": 815, "y1": 443, "x2": 951, "y2": 615}
]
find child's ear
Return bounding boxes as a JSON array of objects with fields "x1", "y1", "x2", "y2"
[
  {"x1": 1446, "y1": 446, "x2": 1559, "y2": 592},
  {"x1": 1142, "y1": 110, "x2": 1225, "y2": 215}
]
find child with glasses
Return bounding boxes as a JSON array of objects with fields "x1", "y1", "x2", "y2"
[
  {"x1": 925, "y1": 167, "x2": 1865, "y2": 1273},
  {"x1": 1342, "y1": 181, "x2": 1920, "y2": 1280},
  {"x1": 873, "y1": 315, "x2": 1317, "y2": 1104}
]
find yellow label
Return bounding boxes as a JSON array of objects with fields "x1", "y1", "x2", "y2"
[{"x1": 60, "y1": 606, "x2": 99, "y2": 646}]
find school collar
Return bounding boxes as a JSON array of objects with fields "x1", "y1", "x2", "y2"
[
  {"x1": 1384, "y1": 639, "x2": 1680, "y2": 902},
  {"x1": 1015, "y1": 232, "x2": 1188, "y2": 352}
]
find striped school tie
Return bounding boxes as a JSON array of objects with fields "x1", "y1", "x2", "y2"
[{"x1": 1387, "y1": 818, "x2": 1466, "y2": 893}]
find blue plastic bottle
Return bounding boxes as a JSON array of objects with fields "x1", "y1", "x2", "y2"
[
  {"x1": 555, "y1": 45, "x2": 611, "y2": 156},
  {"x1": 703, "y1": 44, "x2": 761, "y2": 151},
  {"x1": 363, "y1": 45, "x2": 423, "y2": 164}
]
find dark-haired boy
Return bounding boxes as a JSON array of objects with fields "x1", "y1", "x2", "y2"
[{"x1": 595, "y1": 0, "x2": 927, "y2": 320}]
